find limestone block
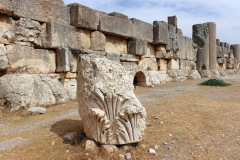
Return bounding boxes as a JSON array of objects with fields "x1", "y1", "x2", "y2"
[
  {"x1": 14, "y1": 18, "x2": 42, "y2": 47},
  {"x1": 72, "y1": 49, "x2": 106, "y2": 58},
  {"x1": 156, "y1": 50, "x2": 166, "y2": 58},
  {"x1": 217, "y1": 58, "x2": 226, "y2": 64},
  {"x1": 165, "y1": 51, "x2": 174, "y2": 59},
  {"x1": 131, "y1": 18, "x2": 153, "y2": 42},
  {"x1": 179, "y1": 59, "x2": 188, "y2": 70},
  {"x1": 9, "y1": 0, "x2": 70, "y2": 24},
  {"x1": 99, "y1": 12, "x2": 134, "y2": 38},
  {"x1": 143, "y1": 44, "x2": 156, "y2": 58},
  {"x1": 108, "y1": 12, "x2": 128, "y2": 19},
  {"x1": 27, "y1": 107, "x2": 47, "y2": 114},
  {"x1": 0, "y1": 74, "x2": 68, "y2": 112},
  {"x1": 56, "y1": 48, "x2": 70, "y2": 72},
  {"x1": 90, "y1": 31, "x2": 106, "y2": 51},
  {"x1": 0, "y1": 15, "x2": 15, "y2": 45},
  {"x1": 166, "y1": 39, "x2": 172, "y2": 51},
  {"x1": 148, "y1": 71, "x2": 167, "y2": 86},
  {"x1": 120, "y1": 54, "x2": 139, "y2": 62},
  {"x1": 63, "y1": 78, "x2": 77, "y2": 100},
  {"x1": 0, "y1": 0, "x2": 15, "y2": 15},
  {"x1": 128, "y1": 38, "x2": 147, "y2": 56},
  {"x1": 158, "y1": 59, "x2": 167, "y2": 71},
  {"x1": 188, "y1": 70, "x2": 201, "y2": 80},
  {"x1": 43, "y1": 22, "x2": 90, "y2": 50},
  {"x1": 6, "y1": 45, "x2": 56, "y2": 74},
  {"x1": 0, "y1": 55, "x2": 8, "y2": 69},
  {"x1": 167, "y1": 59, "x2": 179, "y2": 70},
  {"x1": 121, "y1": 62, "x2": 137, "y2": 71},
  {"x1": 77, "y1": 55, "x2": 146, "y2": 144},
  {"x1": 70, "y1": 3, "x2": 99, "y2": 30},
  {"x1": 105, "y1": 35, "x2": 127, "y2": 54},
  {"x1": 139, "y1": 58, "x2": 158, "y2": 71},
  {"x1": 153, "y1": 21, "x2": 169, "y2": 44},
  {"x1": 168, "y1": 16, "x2": 177, "y2": 27},
  {"x1": 168, "y1": 24, "x2": 176, "y2": 39},
  {"x1": 188, "y1": 61, "x2": 196, "y2": 70},
  {"x1": 65, "y1": 72, "x2": 77, "y2": 79},
  {"x1": 69, "y1": 53, "x2": 78, "y2": 73},
  {"x1": 167, "y1": 70, "x2": 186, "y2": 82},
  {"x1": 106, "y1": 52, "x2": 120, "y2": 62}
]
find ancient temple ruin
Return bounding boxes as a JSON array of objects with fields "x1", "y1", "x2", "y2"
[{"x1": 0, "y1": 0, "x2": 239, "y2": 112}]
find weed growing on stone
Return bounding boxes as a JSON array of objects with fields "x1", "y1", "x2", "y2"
[{"x1": 199, "y1": 79, "x2": 231, "y2": 87}]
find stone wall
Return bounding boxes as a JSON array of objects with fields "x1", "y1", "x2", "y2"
[{"x1": 0, "y1": 0, "x2": 239, "y2": 111}]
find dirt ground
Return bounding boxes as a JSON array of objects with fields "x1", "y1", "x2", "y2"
[{"x1": 1, "y1": 74, "x2": 240, "y2": 160}]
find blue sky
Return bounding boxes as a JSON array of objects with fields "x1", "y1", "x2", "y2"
[{"x1": 63, "y1": 0, "x2": 240, "y2": 45}]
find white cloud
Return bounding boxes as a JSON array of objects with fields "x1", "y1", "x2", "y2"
[{"x1": 63, "y1": 0, "x2": 240, "y2": 44}]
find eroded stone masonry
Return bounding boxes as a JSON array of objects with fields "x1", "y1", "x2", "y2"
[{"x1": 0, "y1": 0, "x2": 239, "y2": 112}]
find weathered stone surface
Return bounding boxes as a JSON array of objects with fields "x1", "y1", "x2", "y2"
[
  {"x1": 0, "y1": 55, "x2": 8, "y2": 70},
  {"x1": 106, "y1": 52, "x2": 120, "y2": 62},
  {"x1": 63, "y1": 132, "x2": 78, "y2": 143},
  {"x1": 120, "y1": 54, "x2": 139, "y2": 62},
  {"x1": 0, "y1": 74, "x2": 68, "y2": 112},
  {"x1": 121, "y1": 62, "x2": 137, "y2": 71},
  {"x1": 167, "y1": 59, "x2": 179, "y2": 70},
  {"x1": 99, "y1": 12, "x2": 134, "y2": 38},
  {"x1": 148, "y1": 71, "x2": 167, "y2": 85},
  {"x1": 131, "y1": 18, "x2": 153, "y2": 42},
  {"x1": 143, "y1": 44, "x2": 155, "y2": 58},
  {"x1": 108, "y1": 12, "x2": 128, "y2": 19},
  {"x1": 1, "y1": 0, "x2": 70, "y2": 24},
  {"x1": 27, "y1": 107, "x2": 47, "y2": 114},
  {"x1": 168, "y1": 16, "x2": 177, "y2": 27},
  {"x1": 90, "y1": 31, "x2": 106, "y2": 51},
  {"x1": 167, "y1": 70, "x2": 186, "y2": 82},
  {"x1": 62, "y1": 78, "x2": 77, "y2": 100},
  {"x1": 208, "y1": 22, "x2": 217, "y2": 70},
  {"x1": 158, "y1": 59, "x2": 167, "y2": 71},
  {"x1": 188, "y1": 70, "x2": 201, "y2": 80},
  {"x1": 56, "y1": 48, "x2": 70, "y2": 72},
  {"x1": 128, "y1": 38, "x2": 147, "y2": 56},
  {"x1": 85, "y1": 140, "x2": 99, "y2": 153},
  {"x1": 77, "y1": 55, "x2": 146, "y2": 144},
  {"x1": 139, "y1": 58, "x2": 158, "y2": 71},
  {"x1": 70, "y1": 3, "x2": 99, "y2": 30},
  {"x1": 14, "y1": 18, "x2": 42, "y2": 47},
  {"x1": 105, "y1": 35, "x2": 127, "y2": 54},
  {"x1": 0, "y1": 15, "x2": 15, "y2": 45},
  {"x1": 43, "y1": 22, "x2": 90, "y2": 50},
  {"x1": 6, "y1": 45, "x2": 56, "y2": 74},
  {"x1": 153, "y1": 21, "x2": 169, "y2": 44},
  {"x1": 101, "y1": 145, "x2": 118, "y2": 154}
]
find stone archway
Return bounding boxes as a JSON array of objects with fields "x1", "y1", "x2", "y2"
[
  {"x1": 132, "y1": 67, "x2": 148, "y2": 87},
  {"x1": 134, "y1": 71, "x2": 146, "y2": 86}
]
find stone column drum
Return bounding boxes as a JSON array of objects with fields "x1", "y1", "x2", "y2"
[{"x1": 77, "y1": 55, "x2": 146, "y2": 145}]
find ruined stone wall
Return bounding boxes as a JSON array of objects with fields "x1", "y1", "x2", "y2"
[{"x1": 0, "y1": 0, "x2": 239, "y2": 111}]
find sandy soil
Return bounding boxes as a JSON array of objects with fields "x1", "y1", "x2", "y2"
[{"x1": 1, "y1": 74, "x2": 240, "y2": 160}]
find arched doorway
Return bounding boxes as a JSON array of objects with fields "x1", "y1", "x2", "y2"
[{"x1": 133, "y1": 71, "x2": 147, "y2": 86}]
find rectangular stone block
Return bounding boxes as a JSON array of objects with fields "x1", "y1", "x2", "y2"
[
  {"x1": 105, "y1": 35, "x2": 127, "y2": 54},
  {"x1": 128, "y1": 38, "x2": 147, "y2": 56},
  {"x1": 6, "y1": 45, "x2": 56, "y2": 73},
  {"x1": 167, "y1": 59, "x2": 179, "y2": 70},
  {"x1": 106, "y1": 52, "x2": 120, "y2": 62},
  {"x1": 43, "y1": 22, "x2": 90, "y2": 50},
  {"x1": 131, "y1": 18, "x2": 153, "y2": 42},
  {"x1": 90, "y1": 31, "x2": 106, "y2": 51},
  {"x1": 153, "y1": 21, "x2": 169, "y2": 44},
  {"x1": 70, "y1": 3, "x2": 99, "y2": 30},
  {"x1": 156, "y1": 50, "x2": 166, "y2": 58},
  {"x1": 9, "y1": 0, "x2": 70, "y2": 24},
  {"x1": 120, "y1": 54, "x2": 139, "y2": 62},
  {"x1": 158, "y1": 59, "x2": 167, "y2": 71},
  {"x1": 63, "y1": 78, "x2": 77, "y2": 100},
  {"x1": 121, "y1": 62, "x2": 137, "y2": 71},
  {"x1": 0, "y1": 14, "x2": 14, "y2": 45},
  {"x1": 179, "y1": 59, "x2": 188, "y2": 70},
  {"x1": 99, "y1": 12, "x2": 134, "y2": 38},
  {"x1": 168, "y1": 16, "x2": 177, "y2": 27},
  {"x1": 168, "y1": 24, "x2": 176, "y2": 39},
  {"x1": 143, "y1": 44, "x2": 156, "y2": 58},
  {"x1": 56, "y1": 48, "x2": 70, "y2": 72}
]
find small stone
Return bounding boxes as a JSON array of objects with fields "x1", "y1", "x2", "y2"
[
  {"x1": 149, "y1": 148, "x2": 156, "y2": 155},
  {"x1": 101, "y1": 145, "x2": 118, "y2": 154},
  {"x1": 163, "y1": 142, "x2": 168, "y2": 145},
  {"x1": 118, "y1": 154, "x2": 125, "y2": 160},
  {"x1": 51, "y1": 141, "x2": 55, "y2": 146},
  {"x1": 85, "y1": 140, "x2": 98, "y2": 153},
  {"x1": 122, "y1": 145, "x2": 131, "y2": 151},
  {"x1": 63, "y1": 132, "x2": 78, "y2": 143},
  {"x1": 154, "y1": 145, "x2": 159, "y2": 150},
  {"x1": 86, "y1": 153, "x2": 89, "y2": 156},
  {"x1": 169, "y1": 134, "x2": 173, "y2": 137},
  {"x1": 154, "y1": 116, "x2": 159, "y2": 119},
  {"x1": 27, "y1": 107, "x2": 47, "y2": 114},
  {"x1": 160, "y1": 121, "x2": 164, "y2": 125},
  {"x1": 168, "y1": 146, "x2": 171, "y2": 150},
  {"x1": 125, "y1": 153, "x2": 131, "y2": 159},
  {"x1": 66, "y1": 150, "x2": 70, "y2": 153}
]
